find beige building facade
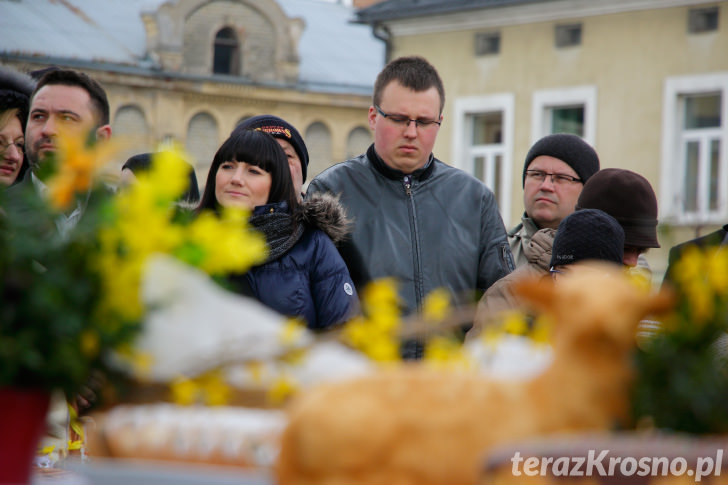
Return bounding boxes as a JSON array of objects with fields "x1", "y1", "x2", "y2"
[
  {"x1": 356, "y1": 0, "x2": 728, "y2": 279},
  {"x1": 1, "y1": 0, "x2": 383, "y2": 190}
]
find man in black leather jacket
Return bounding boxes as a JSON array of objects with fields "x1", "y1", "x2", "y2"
[{"x1": 307, "y1": 56, "x2": 514, "y2": 358}]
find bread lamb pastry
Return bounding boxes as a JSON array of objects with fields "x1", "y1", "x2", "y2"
[{"x1": 275, "y1": 263, "x2": 674, "y2": 485}]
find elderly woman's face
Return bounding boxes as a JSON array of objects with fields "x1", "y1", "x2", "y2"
[
  {"x1": 215, "y1": 160, "x2": 272, "y2": 210},
  {"x1": 0, "y1": 116, "x2": 24, "y2": 186}
]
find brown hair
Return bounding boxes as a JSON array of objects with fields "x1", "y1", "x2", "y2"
[
  {"x1": 373, "y1": 56, "x2": 445, "y2": 115},
  {"x1": 0, "y1": 108, "x2": 21, "y2": 131},
  {"x1": 31, "y1": 69, "x2": 110, "y2": 126}
]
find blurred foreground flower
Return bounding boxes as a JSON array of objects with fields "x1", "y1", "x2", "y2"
[
  {"x1": 0, "y1": 132, "x2": 267, "y2": 399},
  {"x1": 46, "y1": 130, "x2": 120, "y2": 211},
  {"x1": 95, "y1": 146, "x2": 267, "y2": 327},
  {"x1": 342, "y1": 278, "x2": 402, "y2": 362},
  {"x1": 632, "y1": 245, "x2": 728, "y2": 433}
]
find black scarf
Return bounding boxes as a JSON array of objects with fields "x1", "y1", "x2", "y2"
[{"x1": 249, "y1": 207, "x2": 304, "y2": 263}]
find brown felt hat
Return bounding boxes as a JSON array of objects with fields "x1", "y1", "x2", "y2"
[{"x1": 576, "y1": 168, "x2": 660, "y2": 248}]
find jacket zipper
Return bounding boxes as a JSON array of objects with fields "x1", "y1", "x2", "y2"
[
  {"x1": 403, "y1": 175, "x2": 423, "y2": 311},
  {"x1": 403, "y1": 175, "x2": 412, "y2": 197}
]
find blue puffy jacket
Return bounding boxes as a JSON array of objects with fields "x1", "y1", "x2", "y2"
[{"x1": 240, "y1": 194, "x2": 359, "y2": 330}]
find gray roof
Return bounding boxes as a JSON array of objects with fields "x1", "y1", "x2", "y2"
[
  {"x1": 278, "y1": 0, "x2": 384, "y2": 88},
  {"x1": 355, "y1": 0, "x2": 551, "y2": 23},
  {"x1": 0, "y1": 0, "x2": 384, "y2": 92}
]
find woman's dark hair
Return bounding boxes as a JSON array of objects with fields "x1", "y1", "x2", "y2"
[{"x1": 197, "y1": 129, "x2": 299, "y2": 215}]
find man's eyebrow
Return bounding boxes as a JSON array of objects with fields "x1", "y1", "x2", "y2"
[
  {"x1": 29, "y1": 107, "x2": 80, "y2": 117},
  {"x1": 57, "y1": 109, "x2": 81, "y2": 118}
]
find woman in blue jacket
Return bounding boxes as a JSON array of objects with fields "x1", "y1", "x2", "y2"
[{"x1": 197, "y1": 129, "x2": 358, "y2": 330}]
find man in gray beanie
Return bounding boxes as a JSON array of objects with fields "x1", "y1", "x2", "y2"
[
  {"x1": 508, "y1": 133, "x2": 600, "y2": 267},
  {"x1": 468, "y1": 208, "x2": 622, "y2": 340}
]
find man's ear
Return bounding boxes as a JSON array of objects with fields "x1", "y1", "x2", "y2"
[
  {"x1": 95, "y1": 124, "x2": 112, "y2": 141},
  {"x1": 368, "y1": 106, "x2": 377, "y2": 130}
]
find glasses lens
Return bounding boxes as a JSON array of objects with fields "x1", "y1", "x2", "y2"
[{"x1": 527, "y1": 171, "x2": 545, "y2": 181}]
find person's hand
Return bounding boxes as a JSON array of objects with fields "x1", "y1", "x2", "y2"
[{"x1": 74, "y1": 370, "x2": 106, "y2": 413}]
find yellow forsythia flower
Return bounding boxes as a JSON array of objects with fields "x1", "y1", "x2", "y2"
[
  {"x1": 199, "y1": 371, "x2": 232, "y2": 406},
  {"x1": 79, "y1": 330, "x2": 99, "y2": 358},
  {"x1": 424, "y1": 336, "x2": 472, "y2": 369},
  {"x1": 170, "y1": 376, "x2": 199, "y2": 405},
  {"x1": 422, "y1": 287, "x2": 451, "y2": 323},
  {"x1": 268, "y1": 374, "x2": 299, "y2": 405},
  {"x1": 341, "y1": 279, "x2": 402, "y2": 363},
  {"x1": 530, "y1": 314, "x2": 553, "y2": 345},
  {"x1": 46, "y1": 129, "x2": 119, "y2": 211},
  {"x1": 246, "y1": 361, "x2": 264, "y2": 384},
  {"x1": 502, "y1": 310, "x2": 529, "y2": 336},
  {"x1": 94, "y1": 144, "x2": 267, "y2": 336},
  {"x1": 278, "y1": 317, "x2": 306, "y2": 347},
  {"x1": 707, "y1": 249, "x2": 728, "y2": 296}
]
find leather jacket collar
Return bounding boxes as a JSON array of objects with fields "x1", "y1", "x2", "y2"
[{"x1": 367, "y1": 144, "x2": 436, "y2": 182}]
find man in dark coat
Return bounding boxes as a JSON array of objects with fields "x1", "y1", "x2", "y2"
[{"x1": 662, "y1": 224, "x2": 728, "y2": 287}]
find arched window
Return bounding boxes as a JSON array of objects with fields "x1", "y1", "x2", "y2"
[
  {"x1": 213, "y1": 27, "x2": 240, "y2": 75},
  {"x1": 186, "y1": 112, "x2": 219, "y2": 181},
  {"x1": 346, "y1": 126, "x2": 372, "y2": 159},
  {"x1": 305, "y1": 122, "x2": 332, "y2": 180},
  {"x1": 113, "y1": 105, "x2": 152, "y2": 172}
]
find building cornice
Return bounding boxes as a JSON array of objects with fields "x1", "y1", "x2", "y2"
[
  {"x1": 383, "y1": 0, "x2": 719, "y2": 36},
  {"x1": 0, "y1": 54, "x2": 373, "y2": 100}
]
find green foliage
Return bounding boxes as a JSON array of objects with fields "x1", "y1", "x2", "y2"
[
  {"x1": 631, "y1": 247, "x2": 728, "y2": 434},
  {"x1": 0, "y1": 183, "x2": 138, "y2": 398}
]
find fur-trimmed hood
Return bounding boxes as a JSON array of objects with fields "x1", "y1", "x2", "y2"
[{"x1": 298, "y1": 192, "x2": 351, "y2": 245}]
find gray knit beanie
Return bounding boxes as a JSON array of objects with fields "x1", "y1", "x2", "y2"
[{"x1": 523, "y1": 133, "x2": 600, "y2": 187}]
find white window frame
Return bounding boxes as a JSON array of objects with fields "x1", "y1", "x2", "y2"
[
  {"x1": 531, "y1": 85, "x2": 597, "y2": 146},
  {"x1": 661, "y1": 73, "x2": 728, "y2": 225},
  {"x1": 452, "y1": 94, "x2": 514, "y2": 226}
]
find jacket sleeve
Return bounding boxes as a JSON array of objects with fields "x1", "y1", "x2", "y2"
[
  {"x1": 306, "y1": 176, "x2": 371, "y2": 291},
  {"x1": 308, "y1": 231, "x2": 360, "y2": 330},
  {"x1": 467, "y1": 275, "x2": 520, "y2": 341},
  {"x1": 478, "y1": 189, "x2": 515, "y2": 291}
]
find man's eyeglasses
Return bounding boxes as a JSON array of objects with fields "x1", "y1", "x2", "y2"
[
  {"x1": 0, "y1": 138, "x2": 24, "y2": 156},
  {"x1": 374, "y1": 105, "x2": 441, "y2": 129},
  {"x1": 525, "y1": 170, "x2": 582, "y2": 185}
]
